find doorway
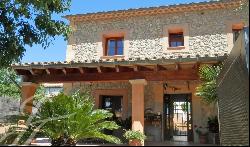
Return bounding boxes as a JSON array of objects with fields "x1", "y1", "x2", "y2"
[{"x1": 163, "y1": 94, "x2": 193, "y2": 142}]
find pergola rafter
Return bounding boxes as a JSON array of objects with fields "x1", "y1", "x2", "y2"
[{"x1": 12, "y1": 56, "x2": 225, "y2": 83}]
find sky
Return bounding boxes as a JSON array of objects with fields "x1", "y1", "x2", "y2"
[{"x1": 21, "y1": 0, "x2": 207, "y2": 63}]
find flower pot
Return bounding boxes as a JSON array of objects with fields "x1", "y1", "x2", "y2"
[
  {"x1": 129, "y1": 139, "x2": 142, "y2": 146},
  {"x1": 199, "y1": 135, "x2": 207, "y2": 144},
  {"x1": 29, "y1": 138, "x2": 36, "y2": 145}
]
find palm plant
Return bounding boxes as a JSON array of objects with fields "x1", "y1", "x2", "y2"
[
  {"x1": 34, "y1": 90, "x2": 121, "y2": 146},
  {"x1": 196, "y1": 64, "x2": 222, "y2": 104}
]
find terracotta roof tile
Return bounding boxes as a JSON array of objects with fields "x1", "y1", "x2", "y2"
[{"x1": 64, "y1": 0, "x2": 241, "y2": 21}]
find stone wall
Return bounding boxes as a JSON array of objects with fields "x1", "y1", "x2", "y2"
[
  {"x1": 217, "y1": 59, "x2": 249, "y2": 146},
  {"x1": 217, "y1": 29, "x2": 249, "y2": 146},
  {"x1": 64, "y1": 81, "x2": 162, "y2": 118},
  {"x1": 0, "y1": 96, "x2": 20, "y2": 135},
  {"x1": 67, "y1": 8, "x2": 247, "y2": 62},
  {"x1": 0, "y1": 97, "x2": 20, "y2": 123}
]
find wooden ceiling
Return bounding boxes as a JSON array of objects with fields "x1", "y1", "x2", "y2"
[{"x1": 13, "y1": 61, "x2": 220, "y2": 83}]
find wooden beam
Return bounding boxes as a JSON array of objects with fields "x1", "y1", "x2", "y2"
[
  {"x1": 78, "y1": 67, "x2": 84, "y2": 74},
  {"x1": 115, "y1": 65, "x2": 120, "y2": 72},
  {"x1": 62, "y1": 68, "x2": 67, "y2": 75},
  {"x1": 29, "y1": 69, "x2": 35, "y2": 75},
  {"x1": 133, "y1": 65, "x2": 138, "y2": 72},
  {"x1": 154, "y1": 65, "x2": 159, "y2": 72},
  {"x1": 192, "y1": 62, "x2": 197, "y2": 69},
  {"x1": 175, "y1": 63, "x2": 180, "y2": 71},
  {"x1": 158, "y1": 65, "x2": 168, "y2": 71},
  {"x1": 154, "y1": 64, "x2": 167, "y2": 72},
  {"x1": 26, "y1": 69, "x2": 199, "y2": 83},
  {"x1": 187, "y1": 81, "x2": 190, "y2": 90},
  {"x1": 117, "y1": 66, "x2": 133, "y2": 72},
  {"x1": 138, "y1": 65, "x2": 154, "y2": 71},
  {"x1": 45, "y1": 69, "x2": 50, "y2": 75},
  {"x1": 97, "y1": 66, "x2": 102, "y2": 73},
  {"x1": 192, "y1": 62, "x2": 200, "y2": 70}
]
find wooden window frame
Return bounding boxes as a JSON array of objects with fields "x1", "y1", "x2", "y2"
[
  {"x1": 105, "y1": 37, "x2": 124, "y2": 56},
  {"x1": 169, "y1": 32, "x2": 184, "y2": 48},
  {"x1": 163, "y1": 23, "x2": 189, "y2": 52}
]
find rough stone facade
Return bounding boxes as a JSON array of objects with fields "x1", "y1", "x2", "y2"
[
  {"x1": 0, "y1": 97, "x2": 19, "y2": 122},
  {"x1": 66, "y1": 8, "x2": 247, "y2": 62},
  {"x1": 64, "y1": 81, "x2": 162, "y2": 117},
  {"x1": 217, "y1": 29, "x2": 249, "y2": 146}
]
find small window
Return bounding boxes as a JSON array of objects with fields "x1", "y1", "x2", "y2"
[
  {"x1": 232, "y1": 23, "x2": 244, "y2": 43},
  {"x1": 169, "y1": 33, "x2": 184, "y2": 47},
  {"x1": 100, "y1": 95, "x2": 122, "y2": 114},
  {"x1": 232, "y1": 29, "x2": 242, "y2": 43},
  {"x1": 105, "y1": 37, "x2": 124, "y2": 56}
]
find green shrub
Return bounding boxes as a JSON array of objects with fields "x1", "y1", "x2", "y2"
[
  {"x1": 123, "y1": 130, "x2": 146, "y2": 143},
  {"x1": 35, "y1": 90, "x2": 121, "y2": 145}
]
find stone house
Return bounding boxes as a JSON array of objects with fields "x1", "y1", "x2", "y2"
[{"x1": 11, "y1": 0, "x2": 248, "y2": 144}]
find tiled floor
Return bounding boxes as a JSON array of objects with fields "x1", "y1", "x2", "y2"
[
  {"x1": 145, "y1": 141, "x2": 219, "y2": 146},
  {"x1": 30, "y1": 138, "x2": 219, "y2": 146},
  {"x1": 31, "y1": 142, "x2": 218, "y2": 146},
  {"x1": 173, "y1": 136, "x2": 188, "y2": 142}
]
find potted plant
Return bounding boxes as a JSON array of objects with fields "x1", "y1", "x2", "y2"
[
  {"x1": 207, "y1": 116, "x2": 219, "y2": 144},
  {"x1": 123, "y1": 130, "x2": 146, "y2": 146},
  {"x1": 195, "y1": 126, "x2": 208, "y2": 144},
  {"x1": 207, "y1": 116, "x2": 219, "y2": 133}
]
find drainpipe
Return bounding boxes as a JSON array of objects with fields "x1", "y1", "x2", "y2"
[{"x1": 243, "y1": 27, "x2": 249, "y2": 73}]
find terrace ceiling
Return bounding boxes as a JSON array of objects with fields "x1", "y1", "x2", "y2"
[{"x1": 12, "y1": 56, "x2": 225, "y2": 83}]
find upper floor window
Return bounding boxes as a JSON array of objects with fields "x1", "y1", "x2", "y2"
[
  {"x1": 232, "y1": 29, "x2": 242, "y2": 43},
  {"x1": 164, "y1": 24, "x2": 189, "y2": 51},
  {"x1": 169, "y1": 32, "x2": 184, "y2": 47},
  {"x1": 232, "y1": 23, "x2": 244, "y2": 43},
  {"x1": 105, "y1": 37, "x2": 124, "y2": 56}
]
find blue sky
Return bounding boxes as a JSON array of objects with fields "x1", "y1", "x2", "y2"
[{"x1": 22, "y1": 0, "x2": 207, "y2": 63}]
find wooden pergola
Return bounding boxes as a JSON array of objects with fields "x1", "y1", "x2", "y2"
[
  {"x1": 12, "y1": 56, "x2": 225, "y2": 83},
  {"x1": 12, "y1": 56, "x2": 225, "y2": 140}
]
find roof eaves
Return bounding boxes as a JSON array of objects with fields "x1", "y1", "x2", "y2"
[
  {"x1": 11, "y1": 55, "x2": 228, "y2": 70},
  {"x1": 63, "y1": 0, "x2": 240, "y2": 20}
]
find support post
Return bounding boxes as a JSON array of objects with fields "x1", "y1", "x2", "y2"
[
  {"x1": 129, "y1": 79, "x2": 147, "y2": 145},
  {"x1": 20, "y1": 82, "x2": 38, "y2": 114}
]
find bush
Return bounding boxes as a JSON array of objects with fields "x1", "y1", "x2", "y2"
[
  {"x1": 35, "y1": 90, "x2": 121, "y2": 145},
  {"x1": 123, "y1": 130, "x2": 146, "y2": 143}
]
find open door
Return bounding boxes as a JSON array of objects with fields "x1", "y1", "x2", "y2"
[{"x1": 163, "y1": 94, "x2": 193, "y2": 142}]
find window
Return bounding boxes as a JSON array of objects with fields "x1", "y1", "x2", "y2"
[
  {"x1": 163, "y1": 24, "x2": 189, "y2": 52},
  {"x1": 105, "y1": 37, "x2": 124, "y2": 56},
  {"x1": 169, "y1": 33, "x2": 184, "y2": 47},
  {"x1": 232, "y1": 23, "x2": 244, "y2": 43},
  {"x1": 101, "y1": 95, "x2": 122, "y2": 115},
  {"x1": 225, "y1": 21, "x2": 244, "y2": 51},
  {"x1": 45, "y1": 87, "x2": 63, "y2": 97},
  {"x1": 232, "y1": 29, "x2": 242, "y2": 43}
]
